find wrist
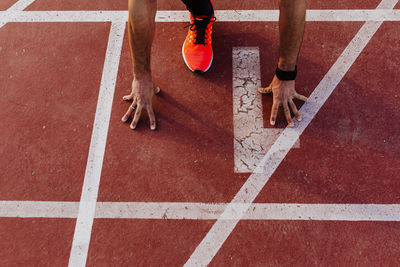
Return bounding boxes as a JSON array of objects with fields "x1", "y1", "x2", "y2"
[
  {"x1": 133, "y1": 71, "x2": 152, "y2": 81},
  {"x1": 278, "y1": 58, "x2": 296, "y2": 71},
  {"x1": 275, "y1": 65, "x2": 297, "y2": 81}
]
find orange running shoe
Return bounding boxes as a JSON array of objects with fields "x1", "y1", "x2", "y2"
[{"x1": 182, "y1": 14, "x2": 216, "y2": 73}]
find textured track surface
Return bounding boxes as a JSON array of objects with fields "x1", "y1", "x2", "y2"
[{"x1": 1, "y1": 0, "x2": 399, "y2": 266}]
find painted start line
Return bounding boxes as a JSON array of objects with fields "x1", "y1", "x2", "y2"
[
  {"x1": 1, "y1": 0, "x2": 399, "y2": 266},
  {"x1": 1, "y1": 201, "x2": 400, "y2": 221}
]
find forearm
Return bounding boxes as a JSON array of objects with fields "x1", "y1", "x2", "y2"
[
  {"x1": 128, "y1": 0, "x2": 157, "y2": 79},
  {"x1": 278, "y1": 0, "x2": 307, "y2": 71}
]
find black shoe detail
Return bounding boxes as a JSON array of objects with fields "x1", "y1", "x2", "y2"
[{"x1": 184, "y1": 16, "x2": 216, "y2": 45}]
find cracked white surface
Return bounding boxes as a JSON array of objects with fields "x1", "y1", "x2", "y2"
[{"x1": 232, "y1": 47, "x2": 299, "y2": 173}]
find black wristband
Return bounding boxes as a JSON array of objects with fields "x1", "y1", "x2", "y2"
[{"x1": 275, "y1": 65, "x2": 298, "y2": 81}]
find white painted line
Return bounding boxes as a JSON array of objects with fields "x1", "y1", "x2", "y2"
[
  {"x1": 185, "y1": 0, "x2": 399, "y2": 266},
  {"x1": 217, "y1": 9, "x2": 400, "y2": 22},
  {"x1": 1, "y1": 201, "x2": 400, "y2": 221},
  {"x1": 232, "y1": 47, "x2": 299, "y2": 173},
  {"x1": 68, "y1": 21, "x2": 126, "y2": 267},
  {"x1": 2, "y1": 0, "x2": 36, "y2": 11},
  {"x1": 0, "y1": 0, "x2": 36, "y2": 28},
  {"x1": 0, "y1": 201, "x2": 79, "y2": 218},
  {"x1": 0, "y1": 10, "x2": 128, "y2": 23},
  {"x1": 95, "y1": 203, "x2": 400, "y2": 221},
  {"x1": 2, "y1": 10, "x2": 400, "y2": 23}
]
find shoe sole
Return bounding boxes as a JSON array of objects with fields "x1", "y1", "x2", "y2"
[{"x1": 181, "y1": 42, "x2": 213, "y2": 74}]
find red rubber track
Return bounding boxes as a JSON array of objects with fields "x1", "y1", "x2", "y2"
[{"x1": 0, "y1": 0, "x2": 399, "y2": 266}]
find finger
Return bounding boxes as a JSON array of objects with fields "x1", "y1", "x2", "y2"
[
  {"x1": 146, "y1": 105, "x2": 156, "y2": 130},
  {"x1": 283, "y1": 102, "x2": 294, "y2": 128},
  {"x1": 130, "y1": 104, "x2": 143, "y2": 129},
  {"x1": 131, "y1": 99, "x2": 137, "y2": 109},
  {"x1": 123, "y1": 93, "x2": 134, "y2": 101},
  {"x1": 294, "y1": 93, "x2": 308, "y2": 102},
  {"x1": 121, "y1": 99, "x2": 137, "y2": 122},
  {"x1": 270, "y1": 100, "x2": 280, "y2": 126},
  {"x1": 258, "y1": 85, "x2": 272, "y2": 94},
  {"x1": 154, "y1": 86, "x2": 161, "y2": 95},
  {"x1": 121, "y1": 106, "x2": 134, "y2": 122},
  {"x1": 289, "y1": 98, "x2": 302, "y2": 122}
]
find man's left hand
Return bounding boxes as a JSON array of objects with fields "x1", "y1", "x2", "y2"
[{"x1": 258, "y1": 75, "x2": 308, "y2": 127}]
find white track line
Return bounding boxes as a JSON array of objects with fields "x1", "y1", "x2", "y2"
[
  {"x1": 68, "y1": 21, "x2": 126, "y2": 267},
  {"x1": 0, "y1": 201, "x2": 79, "y2": 218},
  {"x1": 184, "y1": 0, "x2": 399, "y2": 266},
  {"x1": 2, "y1": 10, "x2": 400, "y2": 23},
  {"x1": 1, "y1": 201, "x2": 400, "y2": 221},
  {"x1": 97, "y1": 203, "x2": 400, "y2": 221},
  {"x1": 0, "y1": 0, "x2": 36, "y2": 28}
]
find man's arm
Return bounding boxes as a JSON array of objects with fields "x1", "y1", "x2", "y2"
[
  {"x1": 122, "y1": 0, "x2": 160, "y2": 130},
  {"x1": 259, "y1": 0, "x2": 308, "y2": 127},
  {"x1": 278, "y1": 0, "x2": 306, "y2": 71}
]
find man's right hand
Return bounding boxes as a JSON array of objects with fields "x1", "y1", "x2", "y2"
[{"x1": 121, "y1": 76, "x2": 160, "y2": 130}]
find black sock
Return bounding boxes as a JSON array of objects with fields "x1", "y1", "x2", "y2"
[{"x1": 181, "y1": 0, "x2": 214, "y2": 17}]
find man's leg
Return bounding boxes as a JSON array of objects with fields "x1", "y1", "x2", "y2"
[
  {"x1": 181, "y1": 0, "x2": 215, "y2": 73},
  {"x1": 181, "y1": 0, "x2": 214, "y2": 17}
]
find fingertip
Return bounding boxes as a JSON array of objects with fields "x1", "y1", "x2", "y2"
[
  {"x1": 270, "y1": 120, "x2": 275, "y2": 126},
  {"x1": 288, "y1": 122, "x2": 294, "y2": 128},
  {"x1": 259, "y1": 87, "x2": 272, "y2": 94},
  {"x1": 121, "y1": 116, "x2": 128, "y2": 122},
  {"x1": 155, "y1": 87, "x2": 161, "y2": 95},
  {"x1": 130, "y1": 123, "x2": 136, "y2": 130},
  {"x1": 296, "y1": 94, "x2": 308, "y2": 102},
  {"x1": 150, "y1": 120, "x2": 156, "y2": 130},
  {"x1": 297, "y1": 116, "x2": 302, "y2": 122}
]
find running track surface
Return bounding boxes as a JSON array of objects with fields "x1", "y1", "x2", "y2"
[{"x1": 0, "y1": 0, "x2": 400, "y2": 266}]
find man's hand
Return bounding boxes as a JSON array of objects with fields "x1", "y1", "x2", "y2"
[
  {"x1": 121, "y1": 77, "x2": 161, "y2": 130},
  {"x1": 258, "y1": 75, "x2": 307, "y2": 127}
]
